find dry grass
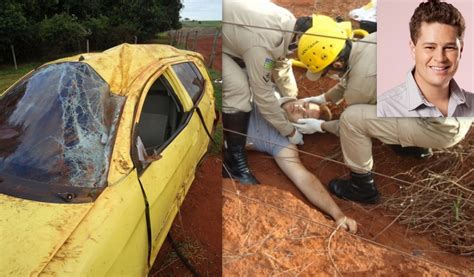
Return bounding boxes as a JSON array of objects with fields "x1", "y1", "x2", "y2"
[{"x1": 382, "y1": 134, "x2": 474, "y2": 255}]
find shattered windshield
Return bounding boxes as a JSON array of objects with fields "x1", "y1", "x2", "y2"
[{"x1": 0, "y1": 62, "x2": 125, "y2": 202}]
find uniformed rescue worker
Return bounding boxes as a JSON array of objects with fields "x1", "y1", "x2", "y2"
[
  {"x1": 295, "y1": 0, "x2": 472, "y2": 204},
  {"x1": 293, "y1": 15, "x2": 377, "y2": 137},
  {"x1": 222, "y1": 0, "x2": 312, "y2": 184}
]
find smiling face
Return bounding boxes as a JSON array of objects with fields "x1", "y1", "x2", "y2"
[
  {"x1": 282, "y1": 99, "x2": 320, "y2": 122},
  {"x1": 410, "y1": 22, "x2": 463, "y2": 92}
]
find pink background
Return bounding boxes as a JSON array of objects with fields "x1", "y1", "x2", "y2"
[{"x1": 377, "y1": 0, "x2": 474, "y2": 95}]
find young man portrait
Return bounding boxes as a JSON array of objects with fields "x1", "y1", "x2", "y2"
[{"x1": 377, "y1": 0, "x2": 474, "y2": 117}]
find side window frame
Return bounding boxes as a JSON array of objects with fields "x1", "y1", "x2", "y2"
[
  {"x1": 171, "y1": 61, "x2": 206, "y2": 105},
  {"x1": 134, "y1": 67, "x2": 195, "y2": 168}
]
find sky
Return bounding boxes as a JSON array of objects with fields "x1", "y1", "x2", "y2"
[{"x1": 180, "y1": 0, "x2": 222, "y2": 21}]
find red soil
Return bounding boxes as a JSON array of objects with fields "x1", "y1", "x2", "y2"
[
  {"x1": 222, "y1": 0, "x2": 474, "y2": 275},
  {"x1": 151, "y1": 155, "x2": 222, "y2": 276},
  {"x1": 194, "y1": 34, "x2": 222, "y2": 71},
  {"x1": 153, "y1": 1, "x2": 474, "y2": 275},
  {"x1": 150, "y1": 34, "x2": 222, "y2": 276}
]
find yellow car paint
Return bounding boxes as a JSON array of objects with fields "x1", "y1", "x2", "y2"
[
  {"x1": 0, "y1": 194, "x2": 93, "y2": 275},
  {"x1": 1, "y1": 43, "x2": 216, "y2": 276}
]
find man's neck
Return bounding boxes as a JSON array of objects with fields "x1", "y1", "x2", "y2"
[
  {"x1": 413, "y1": 71, "x2": 451, "y2": 116},
  {"x1": 413, "y1": 71, "x2": 450, "y2": 101}
]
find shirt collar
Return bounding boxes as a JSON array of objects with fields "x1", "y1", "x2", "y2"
[
  {"x1": 448, "y1": 79, "x2": 468, "y2": 107},
  {"x1": 405, "y1": 68, "x2": 467, "y2": 111},
  {"x1": 405, "y1": 69, "x2": 430, "y2": 111}
]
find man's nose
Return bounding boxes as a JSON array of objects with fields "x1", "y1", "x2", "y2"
[{"x1": 434, "y1": 47, "x2": 448, "y2": 62}]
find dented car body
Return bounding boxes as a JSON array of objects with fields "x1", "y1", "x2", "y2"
[{"x1": 0, "y1": 44, "x2": 216, "y2": 275}]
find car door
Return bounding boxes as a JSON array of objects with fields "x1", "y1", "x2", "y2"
[{"x1": 133, "y1": 62, "x2": 208, "y2": 265}]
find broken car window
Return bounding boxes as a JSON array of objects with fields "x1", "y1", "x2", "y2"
[
  {"x1": 0, "y1": 62, "x2": 125, "y2": 201},
  {"x1": 172, "y1": 62, "x2": 204, "y2": 104}
]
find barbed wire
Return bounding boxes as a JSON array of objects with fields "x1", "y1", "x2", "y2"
[
  {"x1": 222, "y1": 186, "x2": 467, "y2": 275},
  {"x1": 222, "y1": 21, "x2": 377, "y2": 45},
  {"x1": 223, "y1": 128, "x2": 474, "y2": 205}
]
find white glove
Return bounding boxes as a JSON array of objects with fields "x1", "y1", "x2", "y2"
[
  {"x1": 288, "y1": 129, "x2": 304, "y2": 145},
  {"x1": 293, "y1": 118, "x2": 326, "y2": 134},
  {"x1": 303, "y1": 94, "x2": 327, "y2": 104}
]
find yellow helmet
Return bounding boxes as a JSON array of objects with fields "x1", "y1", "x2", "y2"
[{"x1": 297, "y1": 15, "x2": 348, "y2": 74}]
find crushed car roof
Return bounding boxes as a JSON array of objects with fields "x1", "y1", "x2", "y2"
[
  {"x1": 48, "y1": 43, "x2": 206, "y2": 183},
  {"x1": 50, "y1": 43, "x2": 204, "y2": 95}
]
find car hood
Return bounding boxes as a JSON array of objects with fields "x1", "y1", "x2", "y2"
[{"x1": 0, "y1": 193, "x2": 93, "y2": 276}]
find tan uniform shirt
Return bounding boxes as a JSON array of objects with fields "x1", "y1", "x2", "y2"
[
  {"x1": 223, "y1": 0, "x2": 296, "y2": 136},
  {"x1": 321, "y1": 32, "x2": 471, "y2": 172}
]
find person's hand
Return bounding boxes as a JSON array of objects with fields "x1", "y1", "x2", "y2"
[
  {"x1": 293, "y1": 118, "x2": 326, "y2": 134},
  {"x1": 288, "y1": 129, "x2": 304, "y2": 145},
  {"x1": 336, "y1": 216, "x2": 357, "y2": 234},
  {"x1": 303, "y1": 94, "x2": 326, "y2": 104}
]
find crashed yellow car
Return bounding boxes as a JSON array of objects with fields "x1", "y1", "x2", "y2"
[{"x1": 0, "y1": 44, "x2": 216, "y2": 275}]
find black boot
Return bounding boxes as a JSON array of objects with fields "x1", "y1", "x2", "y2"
[
  {"x1": 222, "y1": 112, "x2": 259, "y2": 185},
  {"x1": 328, "y1": 172, "x2": 379, "y2": 204},
  {"x1": 389, "y1": 144, "x2": 433, "y2": 159}
]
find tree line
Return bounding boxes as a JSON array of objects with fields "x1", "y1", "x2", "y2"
[{"x1": 0, "y1": 0, "x2": 183, "y2": 63}]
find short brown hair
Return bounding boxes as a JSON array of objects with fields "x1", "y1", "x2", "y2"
[{"x1": 409, "y1": 0, "x2": 465, "y2": 44}]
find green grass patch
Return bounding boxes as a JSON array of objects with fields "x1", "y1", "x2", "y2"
[
  {"x1": 151, "y1": 31, "x2": 173, "y2": 45},
  {"x1": 208, "y1": 69, "x2": 222, "y2": 112},
  {"x1": 210, "y1": 123, "x2": 222, "y2": 154},
  {"x1": 208, "y1": 69, "x2": 222, "y2": 154},
  {"x1": 181, "y1": 20, "x2": 222, "y2": 29},
  {"x1": 0, "y1": 49, "x2": 87, "y2": 93},
  {"x1": 0, "y1": 63, "x2": 41, "y2": 92},
  {"x1": 152, "y1": 20, "x2": 221, "y2": 48}
]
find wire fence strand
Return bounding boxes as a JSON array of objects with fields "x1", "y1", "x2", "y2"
[
  {"x1": 222, "y1": 21, "x2": 377, "y2": 44},
  {"x1": 223, "y1": 127, "x2": 474, "y2": 205},
  {"x1": 222, "y1": 187, "x2": 467, "y2": 276}
]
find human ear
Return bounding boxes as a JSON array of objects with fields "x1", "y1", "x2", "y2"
[
  {"x1": 409, "y1": 40, "x2": 416, "y2": 60},
  {"x1": 455, "y1": 39, "x2": 464, "y2": 61}
]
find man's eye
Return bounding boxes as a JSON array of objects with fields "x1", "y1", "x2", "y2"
[{"x1": 425, "y1": 47, "x2": 435, "y2": 50}]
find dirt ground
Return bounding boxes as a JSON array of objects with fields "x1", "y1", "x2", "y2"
[
  {"x1": 224, "y1": 135, "x2": 474, "y2": 275},
  {"x1": 152, "y1": 0, "x2": 474, "y2": 275},
  {"x1": 151, "y1": 155, "x2": 222, "y2": 276},
  {"x1": 194, "y1": 33, "x2": 222, "y2": 72},
  {"x1": 151, "y1": 34, "x2": 223, "y2": 276},
  {"x1": 221, "y1": 0, "x2": 474, "y2": 276}
]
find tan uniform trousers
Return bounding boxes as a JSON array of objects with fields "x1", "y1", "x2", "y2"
[
  {"x1": 222, "y1": 53, "x2": 252, "y2": 113},
  {"x1": 340, "y1": 104, "x2": 472, "y2": 173},
  {"x1": 321, "y1": 33, "x2": 377, "y2": 137}
]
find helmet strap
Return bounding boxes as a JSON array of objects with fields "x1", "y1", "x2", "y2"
[
  {"x1": 288, "y1": 33, "x2": 302, "y2": 52},
  {"x1": 330, "y1": 39, "x2": 352, "y2": 73}
]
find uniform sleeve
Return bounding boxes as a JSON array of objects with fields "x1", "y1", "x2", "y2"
[
  {"x1": 324, "y1": 81, "x2": 347, "y2": 104},
  {"x1": 243, "y1": 47, "x2": 294, "y2": 136},
  {"x1": 325, "y1": 35, "x2": 377, "y2": 105},
  {"x1": 272, "y1": 58, "x2": 298, "y2": 98}
]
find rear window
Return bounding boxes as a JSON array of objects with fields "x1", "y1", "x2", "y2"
[
  {"x1": 172, "y1": 62, "x2": 204, "y2": 103},
  {"x1": 0, "y1": 62, "x2": 125, "y2": 203}
]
